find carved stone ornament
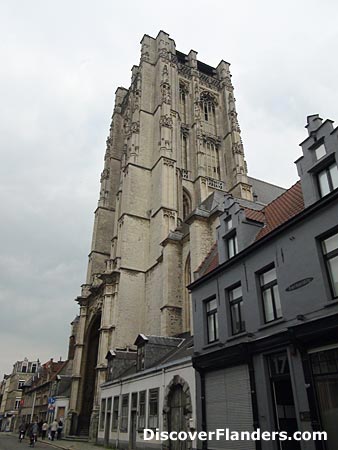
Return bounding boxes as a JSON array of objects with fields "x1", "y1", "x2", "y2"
[
  {"x1": 197, "y1": 131, "x2": 221, "y2": 147},
  {"x1": 229, "y1": 111, "x2": 241, "y2": 132},
  {"x1": 232, "y1": 141, "x2": 244, "y2": 155},
  {"x1": 160, "y1": 115, "x2": 173, "y2": 128},
  {"x1": 199, "y1": 73, "x2": 221, "y2": 91},
  {"x1": 178, "y1": 63, "x2": 192, "y2": 80},
  {"x1": 133, "y1": 90, "x2": 140, "y2": 112},
  {"x1": 163, "y1": 158, "x2": 175, "y2": 167},
  {"x1": 89, "y1": 298, "x2": 103, "y2": 316},
  {"x1": 141, "y1": 43, "x2": 150, "y2": 62},
  {"x1": 181, "y1": 124, "x2": 189, "y2": 137},
  {"x1": 200, "y1": 90, "x2": 218, "y2": 106},
  {"x1": 179, "y1": 80, "x2": 189, "y2": 95},
  {"x1": 131, "y1": 121, "x2": 140, "y2": 133},
  {"x1": 223, "y1": 76, "x2": 234, "y2": 91},
  {"x1": 163, "y1": 209, "x2": 176, "y2": 219},
  {"x1": 100, "y1": 168, "x2": 110, "y2": 182},
  {"x1": 159, "y1": 48, "x2": 170, "y2": 61},
  {"x1": 161, "y1": 82, "x2": 171, "y2": 104}
]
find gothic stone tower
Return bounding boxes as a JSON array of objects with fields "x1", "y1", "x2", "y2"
[{"x1": 68, "y1": 31, "x2": 252, "y2": 438}]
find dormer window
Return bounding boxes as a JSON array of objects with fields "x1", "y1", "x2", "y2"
[
  {"x1": 315, "y1": 144, "x2": 326, "y2": 160},
  {"x1": 227, "y1": 233, "x2": 238, "y2": 258},
  {"x1": 137, "y1": 344, "x2": 145, "y2": 371},
  {"x1": 226, "y1": 217, "x2": 233, "y2": 230},
  {"x1": 317, "y1": 162, "x2": 338, "y2": 198}
]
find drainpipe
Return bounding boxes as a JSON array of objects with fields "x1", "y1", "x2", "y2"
[
  {"x1": 200, "y1": 370, "x2": 207, "y2": 450},
  {"x1": 30, "y1": 391, "x2": 36, "y2": 423}
]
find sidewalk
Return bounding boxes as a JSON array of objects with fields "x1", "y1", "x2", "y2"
[{"x1": 43, "y1": 439, "x2": 103, "y2": 450}]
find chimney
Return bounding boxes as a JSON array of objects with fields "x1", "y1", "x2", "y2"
[{"x1": 305, "y1": 114, "x2": 323, "y2": 135}]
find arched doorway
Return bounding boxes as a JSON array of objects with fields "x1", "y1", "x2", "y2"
[
  {"x1": 168, "y1": 385, "x2": 187, "y2": 450},
  {"x1": 77, "y1": 313, "x2": 101, "y2": 435},
  {"x1": 163, "y1": 376, "x2": 193, "y2": 450}
]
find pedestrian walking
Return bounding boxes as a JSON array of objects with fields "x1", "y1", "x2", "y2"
[
  {"x1": 57, "y1": 419, "x2": 63, "y2": 440},
  {"x1": 41, "y1": 421, "x2": 48, "y2": 440},
  {"x1": 29, "y1": 420, "x2": 38, "y2": 447},
  {"x1": 50, "y1": 419, "x2": 58, "y2": 441}
]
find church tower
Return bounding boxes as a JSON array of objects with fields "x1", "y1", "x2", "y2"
[{"x1": 67, "y1": 31, "x2": 252, "y2": 438}]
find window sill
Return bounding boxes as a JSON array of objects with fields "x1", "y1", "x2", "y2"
[
  {"x1": 258, "y1": 318, "x2": 285, "y2": 330},
  {"x1": 226, "y1": 331, "x2": 248, "y2": 342},
  {"x1": 324, "y1": 299, "x2": 338, "y2": 308},
  {"x1": 202, "y1": 341, "x2": 223, "y2": 350}
]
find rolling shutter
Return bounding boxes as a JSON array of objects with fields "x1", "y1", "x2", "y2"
[{"x1": 205, "y1": 364, "x2": 254, "y2": 449}]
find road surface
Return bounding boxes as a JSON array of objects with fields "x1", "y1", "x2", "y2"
[{"x1": 0, "y1": 433, "x2": 55, "y2": 450}]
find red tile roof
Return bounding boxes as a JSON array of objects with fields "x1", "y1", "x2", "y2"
[
  {"x1": 195, "y1": 181, "x2": 305, "y2": 278},
  {"x1": 255, "y1": 181, "x2": 304, "y2": 241}
]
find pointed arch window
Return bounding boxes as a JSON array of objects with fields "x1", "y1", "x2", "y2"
[
  {"x1": 203, "y1": 140, "x2": 220, "y2": 180},
  {"x1": 200, "y1": 91, "x2": 217, "y2": 134},
  {"x1": 179, "y1": 82, "x2": 189, "y2": 123},
  {"x1": 183, "y1": 190, "x2": 192, "y2": 221},
  {"x1": 181, "y1": 132, "x2": 188, "y2": 170}
]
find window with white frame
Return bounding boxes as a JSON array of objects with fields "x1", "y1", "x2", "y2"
[
  {"x1": 260, "y1": 266, "x2": 282, "y2": 323},
  {"x1": 138, "y1": 390, "x2": 146, "y2": 431},
  {"x1": 148, "y1": 389, "x2": 159, "y2": 429},
  {"x1": 137, "y1": 344, "x2": 145, "y2": 371},
  {"x1": 18, "y1": 380, "x2": 25, "y2": 390},
  {"x1": 99, "y1": 398, "x2": 106, "y2": 431},
  {"x1": 314, "y1": 144, "x2": 326, "y2": 160},
  {"x1": 227, "y1": 233, "x2": 238, "y2": 259},
  {"x1": 206, "y1": 298, "x2": 218, "y2": 343},
  {"x1": 317, "y1": 162, "x2": 338, "y2": 197},
  {"x1": 15, "y1": 398, "x2": 21, "y2": 410},
  {"x1": 322, "y1": 231, "x2": 338, "y2": 298},
  {"x1": 228, "y1": 285, "x2": 245, "y2": 335},
  {"x1": 111, "y1": 396, "x2": 119, "y2": 431},
  {"x1": 120, "y1": 394, "x2": 129, "y2": 432}
]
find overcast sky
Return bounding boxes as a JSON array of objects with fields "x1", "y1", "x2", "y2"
[{"x1": 1, "y1": 0, "x2": 337, "y2": 377}]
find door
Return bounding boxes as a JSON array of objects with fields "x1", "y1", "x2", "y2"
[
  {"x1": 310, "y1": 347, "x2": 338, "y2": 450},
  {"x1": 168, "y1": 385, "x2": 187, "y2": 450},
  {"x1": 268, "y1": 352, "x2": 301, "y2": 450}
]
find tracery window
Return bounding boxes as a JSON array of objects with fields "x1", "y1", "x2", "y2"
[
  {"x1": 183, "y1": 190, "x2": 192, "y2": 221},
  {"x1": 203, "y1": 140, "x2": 220, "y2": 180},
  {"x1": 179, "y1": 82, "x2": 188, "y2": 123},
  {"x1": 181, "y1": 133, "x2": 188, "y2": 170},
  {"x1": 200, "y1": 91, "x2": 217, "y2": 134}
]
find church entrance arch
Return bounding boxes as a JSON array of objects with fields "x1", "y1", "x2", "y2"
[{"x1": 77, "y1": 312, "x2": 101, "y2": 435}]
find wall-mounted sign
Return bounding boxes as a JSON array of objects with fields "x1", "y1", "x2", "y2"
[{"x1": 286, "y1": 277, "x2": 314, "y2": 292}]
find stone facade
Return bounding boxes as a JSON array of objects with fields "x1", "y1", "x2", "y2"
[
  {"x1": 0, "y1": 358, "x2": 40, "y2": 432},
  {"x1": 67, "y1": 31, "x2": 283, "y2": 439}
]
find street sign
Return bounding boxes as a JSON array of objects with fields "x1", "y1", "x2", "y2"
[{"x1": 48, "y1": 397, "x2": 56, "y2": 405}]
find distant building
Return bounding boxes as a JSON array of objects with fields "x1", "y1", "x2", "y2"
[
  {"x1": 190, "y1": 115, "x2": 338, "y2": 450},
  {"x1": 98, "y1": 334, "x2": 195, "y2": 449},
  {"x1": 19, "y1": 358, "x2": 72, "y2": 428},
  {"x1": 0, "y1": 358, "x2": 40, "y2": 431}
]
